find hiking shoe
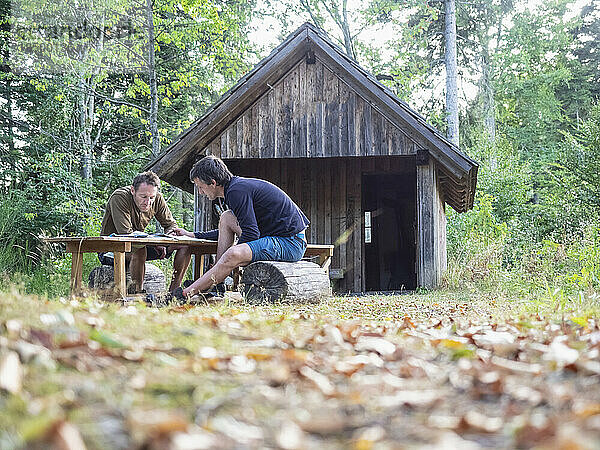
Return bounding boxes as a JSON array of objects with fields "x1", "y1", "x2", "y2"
[
  {"x1": 172, "y1": 287, "x2": 186, "y2": 302},
  {"x1": 211, "y1": 283, "x2": 226, "y2": 297}
]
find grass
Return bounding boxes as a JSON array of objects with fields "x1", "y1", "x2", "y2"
[{"x1": 1, "y1": 277, "x2": 599, "y2": 448}]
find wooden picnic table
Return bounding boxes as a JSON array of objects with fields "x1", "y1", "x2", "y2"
[{"x1": 44, "y1": 236, "x2": 333, "y2": 298}]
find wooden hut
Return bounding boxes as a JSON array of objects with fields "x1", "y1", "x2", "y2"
[{"x1": 147, "y1": 22, "x2": 478, "y2": 292}]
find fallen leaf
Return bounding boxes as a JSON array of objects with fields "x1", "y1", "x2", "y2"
[
  {"x1": 460, "y1": 411, "x2": 503, "y2": 433},
  {"x1": 490, "y1": 355, "x2": 542, "y2": 374},
  {"x1": 263, "y1": 362, "x2": 291, "y2": 386},
  {"x1": 169, "y1": 430, "x2": 217, "y2": 450},
  {"x1": 428, "y1": 415, "x2": 461, "y2": 430},
  {"x1": 573, "y1": 402, "x2": 600, "y2": 419},
  {"x1": 128, "y1": 409, "x2": 189, "y2": 436},
  {"x1": 11, "y1": 340, "x2": 53, "y2": 364},
  {"x1": 299, "y1": 366, "x2": 335, "y2": 396},
  {"x1": 50, "y1": 421, "x2": 87, "y2": 450},
  {"x1": 543, "y1": 339, "x2": 579, "y2": 366},
  {"x1": 228, "y1": 355, "x2": 256, "y2": 373},
  {"x1": 89, "y1": 329, "x2": 126, "y2": 349},
  {"x1": 297, "y1": 410, "x2": 347, "y2": 435},
  {"x1": 377, "y1": 390, "x2": 444, "y2": 408},
  {"x1": 354, "y1": 336, "x2": 397, "y2": 357},
  {"x1": 276, "y1": 420, "x2": 305, "y2": 449},
  {"x1": 5, "y1": 319, "x2": 23, "y2": 338},
  {"x1": 0, "y1": 351, "x2": 22, "y2": 394},
  {"x1": 210, "y1": 416, "x2": 263, "y2": 444}
]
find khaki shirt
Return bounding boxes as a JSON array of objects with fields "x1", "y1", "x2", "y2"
[{"x1": 100, "y1": 187, "x2": 177, "y2": 236}]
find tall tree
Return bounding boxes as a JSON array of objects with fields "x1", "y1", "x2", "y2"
[{"x1": 444, "y1": 0, "x2": 459, "y2": 146}]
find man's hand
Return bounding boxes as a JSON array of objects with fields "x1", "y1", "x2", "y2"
[
  {"x1": 156, "y1": 246, "x2": 167, "y2": 259},
  {"x1": 172, "y1": 227, "x2": 194, "y2": 238}
]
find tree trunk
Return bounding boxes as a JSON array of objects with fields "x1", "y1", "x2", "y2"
[
  {"x1": 6, "y1": 76, "x2": 14, "y2": 156},
  {"x1": 481, "y1": 45, "x2": 496, "y2": 143},
  {"x1": 146, "y1": 0, "x2": 160, "y2": 158},
  {"x1": 78, "y1": 77, "x2": 93, "y2": 181},
  {"x1": 340, "y1": 0, "x2": 355, "y2": 59},
  {"x1": 444, "y1": 0, "x2": 459, "y2": 147},
  {"x1": 78, "y1": 21, "x2": 104, "y2": 182}
]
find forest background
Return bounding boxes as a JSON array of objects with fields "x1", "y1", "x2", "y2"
[{"x1": 1, "y1": 0, "x2": 599, "y2": 307}]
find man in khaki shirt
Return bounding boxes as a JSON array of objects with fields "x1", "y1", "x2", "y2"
[{"x1": 100, "y1": 171, "x2": 192, "y2": 293}]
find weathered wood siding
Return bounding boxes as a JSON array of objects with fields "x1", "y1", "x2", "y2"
[
  {"x1": 205, "y1": 58, "x2": 419, "y2": 160},
  {"x1": 416, "y1": 160, "x2": 447, "y2": 288}
]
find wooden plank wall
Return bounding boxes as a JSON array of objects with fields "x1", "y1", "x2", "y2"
[
  {"x1": 416, "y1": 160, "x2": 447, "y2": 288},
  {"x1": 227, "y1": 156, "x2": 415, "y2": 293},
  {"x1": 206, "y1": 57, "x2": 418, "y2": 160}
]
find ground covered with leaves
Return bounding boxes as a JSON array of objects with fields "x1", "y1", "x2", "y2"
[{"x1": 1, "y1": 289, "x2": 600, "y2": 449}]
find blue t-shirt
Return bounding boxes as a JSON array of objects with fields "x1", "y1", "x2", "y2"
[{"x1": 195, "y1": 176, "x2": 309, "y2": 244}]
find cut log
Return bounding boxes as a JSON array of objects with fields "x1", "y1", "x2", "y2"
[
  {"x1": 88, "y1": 263, "x2": 165, "y2": 294},
  {"x1": 240, "y1": 261, "x2": 331, "y2": 304}
]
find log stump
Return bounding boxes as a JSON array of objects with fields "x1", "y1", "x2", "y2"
[
  {"x1": 88, "y1": 263, "x2": 165, "y2": 294},
  {"x1": 240, "y1": 261, "x2": 331, "y2": 304}
]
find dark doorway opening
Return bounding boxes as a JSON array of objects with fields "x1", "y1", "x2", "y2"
[{"x1": 362, "y1": 172, "x2": 416, "y2": 291}]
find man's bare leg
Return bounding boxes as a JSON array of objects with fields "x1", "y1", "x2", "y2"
[
  {"x1": 183, "y1": 243, "x2": 252, "y2": 296},
  {"x1": 217, "y1": 210, "x2": 242, "y2": 260},
  {"x1": 129, "y1": 246, "x2": 147, "y2": 291},
  {"x1": 169, "y1": 245, "x2": 192, "y2": 291}
]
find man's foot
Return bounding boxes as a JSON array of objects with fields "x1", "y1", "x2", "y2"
[
  {"x1": 172, "y1": 286, "x2": 186, "y2": 302},
  {"x1": 127, "y1": 283, "x2": 146, "y2": 295},
  {"x1": 181, "y1": 282, "x2": 225, "y2": 298}
]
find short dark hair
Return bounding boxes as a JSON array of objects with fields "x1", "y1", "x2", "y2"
[
  {"x1": 132, "y1": 171, "x2": 160, "y2": 191},
  {"x1": 189, "y1": 155, "x2": 233, "y2": 186}
]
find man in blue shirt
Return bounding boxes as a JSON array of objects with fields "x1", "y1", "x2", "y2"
[{"x1": 173, "y1": 155, "x2": 309, "y2": 298}]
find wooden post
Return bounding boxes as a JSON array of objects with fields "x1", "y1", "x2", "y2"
[
  {"x1": 416, "y1": 158, "x2": 447, "y2": 288},
  {"x1": 194, "y1": 253, "x2": 205, "y2": 280},
  {"x1": 113, "y1": 251, "x2": 127, "y2": 297},
  {"x1": 70, "y1": 252, "x2": 84, "y2": 297}
]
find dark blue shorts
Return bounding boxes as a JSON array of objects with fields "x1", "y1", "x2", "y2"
[
  {"x1": 98, "y1": 245, "x2": 174, "y2": 266},
  {"x1": 246, "y1": 232, "x2": 307, "y2": 263}
]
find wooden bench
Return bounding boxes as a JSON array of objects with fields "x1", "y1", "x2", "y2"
[{"x1": 45, "y1": 236, "x2": 334, "y2": 298}]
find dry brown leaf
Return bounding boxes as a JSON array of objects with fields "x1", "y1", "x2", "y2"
[
  {"x1": 573, "y1": 402, "x2": 600, "y2": 419},
  {"x1": 297, "y1": 411, "x2": 347, "y2": 435},
  {"x1": 128, "y1": 409, "x2": 189, "y2": 436},
  {"x1": 244, "y1": 351, "x2": 272, "y2": 361},
  {"x1": 459, "y1": 411, "x2": 503, "y2": 433},
  {"x1": 514, "y1": 415, "x2": 556, "y2": 448}
]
